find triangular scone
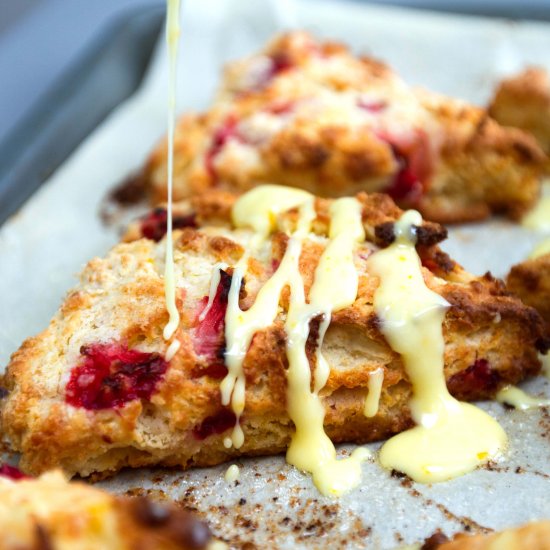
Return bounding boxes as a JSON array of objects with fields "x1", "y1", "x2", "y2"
[
  {"x1": 1, "y1": 190, "x2": 547, "y2": 477},
  {"x1": 0, "y1": 468, "x2": 211, "y2": 549},
  {"x1": 142, "y1": 31, "x2": 546, "y2": 223}
]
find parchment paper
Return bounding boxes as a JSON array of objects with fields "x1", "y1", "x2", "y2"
[{"x1": 1, "y1": 0, "x2": 549, "y2": 547}]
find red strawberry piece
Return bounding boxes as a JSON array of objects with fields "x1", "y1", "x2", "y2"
[
  {"x1": 378, "y1": 130, "x2": 432, "y2": 204},
  {"x1": 192, "y1": 270, "x2": 232, "y2": 378},
  {"x1": 192, "y1": 409, "x2": 237, "y2": 440},
  {"x1": 140, "y1": 208, "x2": 196, "y2": 242},
  {"x1": 66, "y1": 343, "x2": 168, "y2": 410},
  {"x1": 357, "y1": 98, "x2": 387, "y2": 113},
  {"x1": 447, "y1": 358, "x2": 500, "y2": 398},
  {"x1": 0, "y1": 464, "x2": 29, "y2": 481},
  {"x1": 205, "y1": 116, "x2": 243, "y2": 181}
]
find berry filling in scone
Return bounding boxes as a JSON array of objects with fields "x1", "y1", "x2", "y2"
[
  {"x1": 140, "y1": 207, "x2": 196, "y2": 242},
  {"x1": 193, "y1": 409, "x2": 237, "y2": 441},
  {"x1": 0, "y1": 464, "x2": 29, "y2": 481},
  {"x1": 65, "y1": 344, "x2": 168, "y2": 410},
  {"x1": 192, "y1": 269, "x2": 232, "y2": 379},
  {"x1": 447, "y1": 358, "x2": 501, "y2": 399}
]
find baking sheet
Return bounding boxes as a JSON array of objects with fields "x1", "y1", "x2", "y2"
[{"x1": 1, "y1": 0, "x2": 549, "y2": 547}]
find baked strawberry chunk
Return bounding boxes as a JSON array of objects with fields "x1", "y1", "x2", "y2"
[
  {"x1": 192, "y1": 409, "x2": 237, "y2": 440},
  {"x1": 268, "y1": 52, "x2": 293, "y2": 78},
  {"x1": 245, "y1": 51, "x2": 295, "y2": 93},
  {"x1": 447, "y1": 358, "x2": 500, "y2": 398},
  {"x1": 65, "y1": 343, "x2": 168, "y2": 410},
  {"x1": 140, "y1": 207, "x2": 196, "y2": 241},
  {"x1": 266, "y1": 100, "x2": 295, "y2": 115},
  {"x1": 191, "y1": 362, "x2": 228, "y2": 380},
  {"x1": 357, "y1": 98, "x2": 387, "y2": 113},
  {"x1": 0, "y1": 464, "x2": 29, "y2": 480},
  {"x1": 205, "y1": 116, "x2": 243, "y2": 180},
  {"x1": 381, "y1": 131, "x2": 432, "y2": 204},
  {"x1": 386, "y1": 153, "x2": 424, "y2": 203},
  {"x1": 193, "y1": 270, "x2": 232, "y2": 378}
]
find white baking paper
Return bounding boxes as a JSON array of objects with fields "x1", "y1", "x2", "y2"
[{"x1": 1, "y1": 0, "x2": 549, "y2": 548}]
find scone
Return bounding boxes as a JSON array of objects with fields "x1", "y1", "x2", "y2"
[
  {"x1": 427, "y1": 521, "x2": 550, "y2": 549},
  {"x1": 0, "y1": 467, "x2": 211, "y2": 550},
  {"x1": 142, "y1": 31, "x2": 546, "y2": 223},
  {"x1": 1, "y1": 188, "x2": 547, "y2": 478},
  {"x1": 507, "y1": 251, "x2": 550, "y2": 332},
  {"x1": 489, "y1": 67, "x2": 550, "y2": 156}
]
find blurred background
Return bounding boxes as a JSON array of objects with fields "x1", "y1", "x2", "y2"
[{"x1": 1, "y1": 0, "x2": 550, "y2": 145}]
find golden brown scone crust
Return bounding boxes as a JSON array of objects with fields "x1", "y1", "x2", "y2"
[
  {"x1": 490, "y1": 67, "x2": 550, "y2": 156},
  {"x1": 143, "y1": 31, "x2": 546, "y2": 223},
  {"x1": 435, "y1": 520, "x2": 550, "y2": 550},
  {"x1": 507, "y1": 252, "x2": 550, "y2": 332},
  {"x1": 0, "y1": 470, "x2": 210, "y2": 550},
  {"x1": 1, "y1": 191, "x2": 547, "y2": 478}
]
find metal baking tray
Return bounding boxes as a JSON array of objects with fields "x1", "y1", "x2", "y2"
[{"x1": 0, "y1": 5, "x2": 164, "y2": 226}]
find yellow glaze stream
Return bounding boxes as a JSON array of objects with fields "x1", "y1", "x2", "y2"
[
  {"x1": 496, "y1": 385, "x2": 550, "y2": 410},
  {"x1": 368, "y1": 210, "x2": 507, "y2": 483},
  {"x1": 162, "y1": 0, "x2": 182, "y2": 354},
  {"x1": 224, "y1": 185, "x2": 370, "y2": 495}
]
